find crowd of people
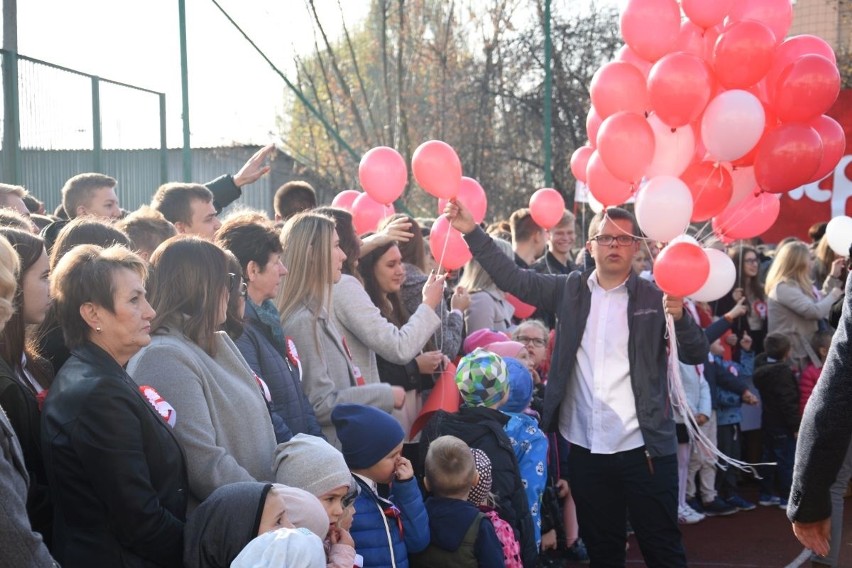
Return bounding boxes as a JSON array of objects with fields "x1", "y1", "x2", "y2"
[{"x1": 0, "y1": 149, "x2": 850, "y2": 568}]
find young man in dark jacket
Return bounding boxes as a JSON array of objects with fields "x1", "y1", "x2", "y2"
[{"x1": 444, "y1": 202, "x2": 708, "y2": 567}]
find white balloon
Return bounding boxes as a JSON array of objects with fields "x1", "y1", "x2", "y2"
[
  {"x1": 635, "y1": 175, "x2": 694, "y2": 242},
  {"x1": 670, "y1": 234, "x2": 699, "y2": 246},
  {"x1": 825, "y1": 216, "x2": 852, "y2": 257},
  {"x1": 701, "y1": 90, "x2": 765, "y2": 162},
  {"x1": 690, "y1": 248, "x2": 736, "y2": 302},
  {"x1": 646, "y1": 116, "x2": 695, "y2": 178}
]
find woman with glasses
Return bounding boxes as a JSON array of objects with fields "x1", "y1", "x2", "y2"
[
  {"x1": 216, "y1": 213, "x2": 324, "y2": 443},
  {"x1": 458, "y1": 236, "x2": 516, "y2": 334},
  {"x1": 128, "y1": 236, "x2": 277, "y2": 509},
  {"x1": 714, "y1": 245, "x2": 769, "y2": 357}
]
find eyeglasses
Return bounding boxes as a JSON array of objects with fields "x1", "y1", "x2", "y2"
[
  {"x1": 516, "y1": 335, "x2": 546, "y2": 347},
  {"x1": 743, "y1": 258, "x2": 759, "y2": 264},
  {"x1": 342, "y1": 479, "x2": 361, "y2": 509},
  {"x1": 227, "y1": 272, "x2": 248, "y2": 298},
  {"x1": 590, "y1": 234, "x2": 637, "y2": 246}
]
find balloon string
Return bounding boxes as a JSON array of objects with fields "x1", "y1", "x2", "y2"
[{"x1": 433, "y1": 214, "x2": 452, "y2": 356}]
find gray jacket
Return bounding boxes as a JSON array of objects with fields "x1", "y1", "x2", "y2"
[
  {"x1": 464, "y1": 226, "x2": 708, "y2": 457},
  {"x1": 0, "y1": 405, "x2": 55, "y2": 567}
]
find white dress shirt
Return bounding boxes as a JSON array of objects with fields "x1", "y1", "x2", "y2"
[{"x1": 560, "y1": 271, "x2": 645, "y2": 454}]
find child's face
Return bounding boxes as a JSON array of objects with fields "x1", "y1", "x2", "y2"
[
  {"x1": 258, "y1": 488, "x2": 295, "y2": 535},
  {"x1": 360, "y1": 442, "x2": 404, "y2": 485},
  {"x1": 318, "y1": 484, "x2": 350, "y2": 526},
  {"x1": 710, "y1": 339, "x2": 724, "y2": 357}
]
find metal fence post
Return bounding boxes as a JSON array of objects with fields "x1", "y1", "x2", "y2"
[
  {"x1": 159, "y1": 93, "x2": 168, "y2": 185},
  {"x1": 91, "y1": 76, "x2": 102, "y2": 172},
  {"x1": 2, "y1": 49, "x2": 21, "y2": 183}
]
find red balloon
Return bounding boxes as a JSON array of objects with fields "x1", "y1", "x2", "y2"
[
  {"x1": 615, "y1": 44, "x2": 652, "y2": 79},
  {"x1": 411, "y1": 140, "x2": 462, "y2": 199},
  {"x1": 654, "y1": 242, "x2": 710, "y2": 297},
  {"x1": 754, "y1": 123, "x2": 823, "y2": 193},
  {"x1": 586, "y1": 151, "x2": 634, "y2": 207},
  {"x1": 808, "y1": 115, "x2": 847, "y2": 183},
  {"x1": 620, "y1": 0, "x2": 681, "y2": 62},
  {"x1": 772, "y1": 55, "x2": 841, "y2": 124},
  {"x1": 680, "y1": 161, "x2": 733, "y2": 222},
  {"x1": 675, "y1": 21, "x2": 707, "y2": 59},
  {"x1": 331, "y1": 190, "x2": 360, "y2": 211},
  {"x1": 505, "y1": 293, "x2": 536, "y2": 320},
  {"x1": 437, "y1": 177, "x2": 488, "y2": 225},
  {"x1": 529, "y1": 188, "x2": 566, "y2": 230},
  {"x1": 570, "y1": 146, "x2": 594, "y2": 183},
  {"x1": 712, "y1": 20, "x2": 776, "y2": 89},
  {"x1": 586, "y1": 107, "x2": 603, "y2": 147},
  {"x1": 429, "y1": 215, "x2": 472, "y2": 271},
  {"x1": 351, "y1": 193, "x2": 394, "y2": 235},
  {"x1": 766, "y1": 35, "x2": 837, "y2": 101},
  {"x1": 728, "y1": 0, "x2": 792, "y2": 47},
  {"x1": 589, "y1": 62, "x2": 649, "y2": 119},
  {"x1": 358, "y1": 147, "x2": 407, "y2": 205},
  {"x1": 648, "y1": 52, "x2": 714, "y2": 127},
  {"x1": 682, "y1": 0, "x2": 733, "y2": 29},
  {"x1": 596, "y1": 112, "x2": 655, "y2": 183},
  {"x1": 713, "y1": 192, "x2": 781, "y2": 240}
]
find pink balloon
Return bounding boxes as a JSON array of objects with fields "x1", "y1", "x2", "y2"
[
  {"x1": 766, "y1": 35, "x2": 837, "y2": 101},
  {"x1": 654, "y1": 242, "x2": 710, "y2": 297},
  {"x1": 648, "y1": 52, "x2": 714, "y2": 127},
  {"x1": 429, "y1": 215, "x2": 472, "y2": 271},
  {"x1": 634, "y1": 176, "x2": 694, "y2": 242},
  {"x1": 596, "y1": 112, "x2": 656, "y2": 183},
  {"x1": 754, "y1": 123, "x2": 823, "y2": 194},
  {"x1": 589, "y1": 62, "x2": 649, "y2": 119},
  {"x1": 646, "y1": 116, "x2": 695, "y2": 178},
  {"x1": 701, "y1": 90, "x2": 765, "y2": 161},
  {"x1": 680, "y1": 161, "x2": 733, "y2": 221},
  {"x1": 728, "y1": 0, "x2": 793, "y2": 46},
  {"x1": 682, "y1": 0, "x2": 734, "y2": 29},
  {"x1": 358, "y1": 146, "x2": 407, "y2": 205},
  {"x1": 808, "y1": 115, "x2": 847, "y2": 183},
  {"x1": 772, "y1": 55, "x2": 841, "y2": 124},
  {"x1": 728, "y1": 166, "x2": 758, "y2": 207},
  {"x1": 331, "y1": 190, "x2": 360, "y2": 211},
  {"x1": 712, "y1": 20, "x2": 776, "y2": 89},
  {"x1": 586, "y1": 151, "x2": 634, "y2": 207},
  {"x1": 620, "y1": 0, "x2": 681, "y2": 62},
  {"x1": 615, "y1": 44, "x2": 652, "y2": 79},
  {"x1": 586, "y1": 107, "x2": 603, "y2": 147},
  {"x1": 351, "y1": 193, "x2": 394, "y2": 236},
  {"x1": 713, "y1": 192, "x2": 780, "y2": 240},
  {"x1": 529, "y1": 188, "x2": 566, "y2": 230},
  {"x1": 505, "y1": 293, "x2": 535, "y2": 319},
  {"x1": 437, "y1": 177, "x2": 488, "y2": 225},
  {"x1": 411, "y1": 140, "x2": 462, "y2": 199},
  {"x1": 675, "y1": 21, "x2": 707, "y2": 59},
  {"x1": 570, "y1": 146, "x2": 594, "y2": 183}
]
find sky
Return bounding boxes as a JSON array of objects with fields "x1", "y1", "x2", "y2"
[{"x1": 12, "y1": 0, "x2": 618, "y2": 150}]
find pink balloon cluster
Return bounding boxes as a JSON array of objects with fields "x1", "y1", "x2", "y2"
[{"x1": 570, "y1": 0, "x2": 846, "y2": 297}]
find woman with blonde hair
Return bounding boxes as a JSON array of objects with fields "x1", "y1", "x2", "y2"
[
  {"x1": 765, "y1": 240, "x2": 843, "y2": 370},
  {"x1": 277, "y1": 212, "x2": 406, "y2": 446},
  {"x1": 0, "y1": 235, "x2": 54, "y2": 566},
  {"x1": 459, "y1": 236, "x2": 515, "y2": 333}
]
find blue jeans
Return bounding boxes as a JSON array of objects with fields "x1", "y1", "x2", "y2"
[
  {"x1": 758, "y1": 427, "x2": 796, "y2": 498},
  {"x1": 567, "y1": 444, "x2": 686, "y2": 568}
]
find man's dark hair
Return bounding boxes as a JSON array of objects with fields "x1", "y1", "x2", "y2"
[
  {"x1": 509, "y1": 208, "x2": 542, "y2": 243},
  {"x1": 151, "y1": 183, "x2": 213, "y2": 226},
  {"x1": 274, "y1": 181, "x2": 317, "y2": 221},
  {"x1": 763, "y1": 332, "x2": 792, "y2": 361}
]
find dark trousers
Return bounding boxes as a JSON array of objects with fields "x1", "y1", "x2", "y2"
[
  {"x1": 716, "y1": 423, "x2": 742, "y2": 498},
  {"x1": 758, "y1": 427, "x2": 796, "y2": 498},
  {"x1": 567, "y1": 444, "x2": 687, "y2": 568}
]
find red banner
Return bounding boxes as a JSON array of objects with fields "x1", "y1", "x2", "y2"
[{"x1": 761, "y1": 89, "x2": 852, "y2": 243}]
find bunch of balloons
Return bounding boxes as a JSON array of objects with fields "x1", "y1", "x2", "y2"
[{"x1": 570, "y1": 0, "x2": 846, "y2": 299}]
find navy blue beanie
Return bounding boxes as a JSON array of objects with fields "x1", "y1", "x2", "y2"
[
  {"x1": 503, "y1": 357, "x2": 534, "y2": 413},
  {"x1": 331, "y1": 404, "x2": 404, "y2": 470}
]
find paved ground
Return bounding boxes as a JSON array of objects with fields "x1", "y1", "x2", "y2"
[{"x1": 565, "y1": 485, "x2": 852, "y2": 567}]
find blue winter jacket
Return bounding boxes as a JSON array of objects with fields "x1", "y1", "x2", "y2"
[
  {"x1": 234, "y1": 301, "x2": 324, "y2": 442},
  {"x1": 350, "y1": 476, "x2": 429, "y2": 568},
  {"x1": 714, "y1": 352, "x2": 755, "y2": 427}
]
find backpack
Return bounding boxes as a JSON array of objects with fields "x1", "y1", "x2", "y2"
[
  {"x1": 410, "y1": 513, "x2": 482, "y2": 568},
  {"x1": 484, "y1": 508, "x2": 523, "y2": 568}
]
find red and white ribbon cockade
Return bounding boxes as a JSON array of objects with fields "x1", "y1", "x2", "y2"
[{"x1": 139, "y1": 385, "x2": 177, "y2": 428}]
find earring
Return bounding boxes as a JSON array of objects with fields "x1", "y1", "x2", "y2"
[{"x1": 96, "y1": 326, "x2": 102, "y2": 333}]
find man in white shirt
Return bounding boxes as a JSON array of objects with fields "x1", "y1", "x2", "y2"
[{"x1": 446, "y1": 202, "x2": 708, "y2": 567}]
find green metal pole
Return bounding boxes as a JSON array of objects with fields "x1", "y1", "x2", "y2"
[
  {"x1": 543, "y1": 0, "x2": 552, "y2": 187},
  {"x1": 179, "y1": 0, "x2": 192, "y2": 181},
  {"x1": 159, "y1": 93, "x2": 168, "y2": 184},
  {"x1": 91, "y1": 76, "x2": 102, "y2": 172},
  {"x1": 2, "y1": 49, "x2": 20, "y2": 183}
]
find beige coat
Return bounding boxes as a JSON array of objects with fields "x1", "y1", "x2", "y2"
[{"x1": 767, "y1": 279, "x2": 842, "y2": 366}]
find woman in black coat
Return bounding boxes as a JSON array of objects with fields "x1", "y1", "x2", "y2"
[{"x1": 41, "y1": 244, "x2": 188, "y2": 567}]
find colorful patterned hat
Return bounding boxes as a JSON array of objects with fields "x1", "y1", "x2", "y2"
[{"x1": 455, "y1": 348, "x2": 508, "y2": 408}]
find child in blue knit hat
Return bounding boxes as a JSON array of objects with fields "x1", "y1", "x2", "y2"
[{"x1": 331, "y1": 403, "x2": 429, "y2": 568}]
